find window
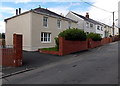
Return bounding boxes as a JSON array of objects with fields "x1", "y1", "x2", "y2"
[
  {"x1": 43, "y1": 17, "x2": 48, "y2": 27},
  {"x1": 90, "y1": 23, "x2": 93, "y2": 28},
  {"x1": 41, "y1": 32, "x2": 51, "y2": 43},
  {"x1": 57, "y1": 19, "x2": 61, "y2": 28},
  {"x1": 101, "y1": 27, "x2": 103, "y2": 31},
  {"x1": 68, "y1": 22, "x2": 71, "y2": 28},
  {"x1": 86, "y1": 22, "x2": 89, "y2": 28},
  {"x1": 97, "y1": 26, "x2": 100, "y2": 30}
]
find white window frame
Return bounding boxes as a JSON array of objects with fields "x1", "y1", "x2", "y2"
[
  {"x1": 43, "y1": 16, "x2": 48, "y2": 28},
  {"x1": 41, "y1": 32, "x2": 51, "y2": 43},
  {"x1": 68, "y1": 22, "x2": 71, "y2": 29},
  {"x1": 101, "y1": 27, "x2": 103, "y2": 31},
  {"x1": 97, "y1": 25, "x2": 100, "y2": 30},
  {"x1": 86, "y1": 22, "x2": 89, "y2": 28},
  {"x1": 90, "y1": 23, "x2": 93, "y2": 28},
  {"x1": 57, "y1": 19, "x2": 61, "y2": 29}
]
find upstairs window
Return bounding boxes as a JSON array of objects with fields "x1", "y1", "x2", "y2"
[
  {"x1": 57, "y1": 19, "x2": 61, "y2": 28},
  {"x1": 68, "y1": 22, "x2": 71, "y2": 29},
  {"x1": 43, "y1": 17, "x2": 48, "y2": 27},
  {"x1": 90, "y1": 23, "x2": 93, "y2": 28},
  {"x1": 97, "y1": 26, "x2": 100, "y2": 30},
  {"x1": 101, "y1": 27, "x2": 103, "y2": 31},
  {"x1": 86, "y1": 22, "x2": 89, "y2": 28}
]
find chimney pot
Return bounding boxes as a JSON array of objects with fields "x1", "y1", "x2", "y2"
[
  {"x1": 86, "y1": 12, "x2": 89, "y2": 18},
  {"x1": 19, "y1": 8, "x2": 21, "y2": 15},
  {"x1": 16, "y1": 9, "x2": 18, "y2": 15}
]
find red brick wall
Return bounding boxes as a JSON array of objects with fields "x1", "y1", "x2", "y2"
[
  {"x1": 88, "y1": 39, "x2": 101, "y2": 49},
  {"x1": 59, "y1": 37, "x2": 88, "y2": 56},
  {"x1": 1, "y1": 48, "x2": 16, "y2": 66},
  {"x1": 101, "y1": 38, "x2": 112, "y2": 45},
  {"x1": 40, "y1": 50, "x2": 59, "y2": 55},
  {"x1": 0, "y1": 39, "x2": 2, "y2": 45},
  {"x1": 0, "y1": 34, "x2": 23, "y2": 67},
  {"x1": 13, "y1": 34, "x2": 23, "y2": 66},
  {"x1": 40, "y1": 37, "x2": 118, "y2": 56}
]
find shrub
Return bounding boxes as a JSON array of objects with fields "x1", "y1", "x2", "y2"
[
  {"x1": 58, "y1": 28, "x2": 87, "y2": 41},
  {"x1": 54, "y1": 37, "x2": 59, "y2": 49},
  {"x1": 87, "y1": 33, "x2": 102, "y2": 41}
]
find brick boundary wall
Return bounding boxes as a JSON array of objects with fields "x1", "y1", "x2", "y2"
[
  {"x1": 39, "y1": 50, "x2": 59, "y2": 56},
  {"x1": 40, "y1": 37, "x2": 88, "y2": 56},
  {"x1": 88, "y1": 38, "x2": 101, "y2": 49},
  {"x1": 40, "y1": 36, "x2": 119, "y2": 56},
  {"x1": 0, "y1": 34, "x2": 22, "y2": 67},
  {"x1": 0, "y1": 39, "x2": 2, "y2": 45},
  {"x1": 1, "y1": 48, "x2": 16, "y2": 66},
  {"x1": 13, "y1": 34, "x2": 23, "y2": 67},
  {"x1": 59, "y1": 37, "x2": 88, "y2": 56},
  {"x1": 101, "y1": 38, "x2": 112, "y2": 45}
]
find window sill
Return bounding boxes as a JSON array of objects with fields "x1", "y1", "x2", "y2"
[{"x1": 41, "y1": 42, "x2": 51, "y2": 44}]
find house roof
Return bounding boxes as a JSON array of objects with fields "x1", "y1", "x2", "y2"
[
  {"x1": 33, "y1": 7, "x2": 78, "y2": 23},
  {"x1": 71, "y1": 11, "x2": 103, "y2": 26},
  {"x1": 5, "y1": 7, "x2": 77, "y2": 23}
]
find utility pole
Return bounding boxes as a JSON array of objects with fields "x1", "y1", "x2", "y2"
[{"x1": 113, "y1": 12, "x2": 115, "y2": 36}]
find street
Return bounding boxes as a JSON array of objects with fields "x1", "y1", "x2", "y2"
[{"x1": 2, "y1": 42, "x2": 118, "y2": 84}]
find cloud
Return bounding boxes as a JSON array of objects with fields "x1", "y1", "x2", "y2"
[
  {"x1": 0, "y1": 21, "x2": 5, "y2": 33},
  {"x1": 1, "y1": 0, "x2": 96, "y2": 3},
  {"x1": 85, "y1": 0, "x2": 119, "y2": 26},
  {"x1": 48, "y1": 2, "x2": 82, "y2": 16},
  {"x1": 0, "y1": 6, "x2": 15, "y2": 16},
  {"x1": 14, "y1": 0, "x2": 32, "y2": 3}
]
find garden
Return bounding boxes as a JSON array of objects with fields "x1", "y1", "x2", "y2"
[{"x1": 39, "y1": 28, "x2": 117, "y2": 56}]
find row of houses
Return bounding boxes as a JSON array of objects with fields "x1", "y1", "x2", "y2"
[{"x1": 5, "y1": 7, "x2": 119, "y2": 51}]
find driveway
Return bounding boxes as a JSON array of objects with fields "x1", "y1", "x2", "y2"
[{"x1": 2, "y1": 48, "x2": 88, "y2": 75}]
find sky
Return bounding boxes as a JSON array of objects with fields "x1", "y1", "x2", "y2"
[{"x1": 0, "y1": 0, "x2": 120, "y2": 33}]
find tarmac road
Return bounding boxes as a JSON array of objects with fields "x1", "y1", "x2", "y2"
[{"x1": 2, "y1": 42, "x2": 119, "y2": 84}]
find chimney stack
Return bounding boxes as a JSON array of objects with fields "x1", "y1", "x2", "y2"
[
  {"x1": 16, "y1": 9, "x2": 18, "y2": 15},
  {"x1": 86, "y1": 12, "x2": 89, "y2": 18},
  {"x1": 19, "y1": 8, "x2": 21, "y2": 15}
]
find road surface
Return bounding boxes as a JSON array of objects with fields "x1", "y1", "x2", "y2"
[{"x1": 2, "y1": 42, "x2": 118, "y2": 84}]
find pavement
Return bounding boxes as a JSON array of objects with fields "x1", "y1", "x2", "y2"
[{"x1": 2, "y1": 41, "x2": 119, "y2": 84}]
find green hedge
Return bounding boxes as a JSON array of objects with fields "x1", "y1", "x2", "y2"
[
  {"x1": 58, "y1": 28, "x2": 87, "y2": 41},
  {"x1": 87, "y1": 33, "x2": 102, "y2": 41}
]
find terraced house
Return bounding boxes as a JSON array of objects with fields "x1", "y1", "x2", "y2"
[
  {"x1": 66, "y1": 11, "x2": 106, "y2": 38},
  {"x1": 5, "y1": 7, "x2": 77, "y2": 51}
]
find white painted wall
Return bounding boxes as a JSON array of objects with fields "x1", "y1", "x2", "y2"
[
  {"x1": 5, "y1": 11, "x2": 77, "y2": 51},
  {"x1": 66, "y1": 12, "x2": 84, "y2": 30},
  {"x1": 66, "y1": 12, "x2": 104, "y2": 38},
  {"x1": 31, "y1": 12, "x2": 77, "y2": 50},
  {"x1": 5, "y1": 12, "x2": 32, "y2": 51}
]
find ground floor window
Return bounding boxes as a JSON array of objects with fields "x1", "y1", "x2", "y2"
[{"x1": 41, "y1": 32, "x2": 51, "y2": 43}]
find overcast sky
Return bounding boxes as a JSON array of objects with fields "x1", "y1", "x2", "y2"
[{"x1": 0, "y1": 0, "x2": 120, "y2": 33}]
